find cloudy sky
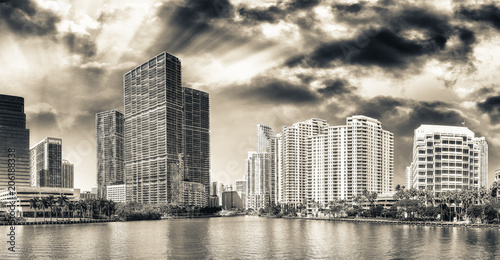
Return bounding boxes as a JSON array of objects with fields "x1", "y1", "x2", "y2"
[{"x1": 2, "y1": 0, "x2": 500, "y2": 191}]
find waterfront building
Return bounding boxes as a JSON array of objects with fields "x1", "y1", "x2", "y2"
[
  {"x1": 277, "y1": 119, "x2": 328, "y2": 207},
  {"x1": 308, "y1": 116, "x2": 394, "y2": 206},
  {"x1": 179, "y1": 181, "x2": 206, "y2": 207},
  {"x1": 107, "y1": 184, "x2": 126, "y2": 203},
  {"x1": 124, "y1": 52, "x2": 210, "y2": 205},
  {"x1": 246, "y1": 125, "x2": 277, "y2": 210},
  {"x1": 80, "y1": 191, "x2": 97, "y2": 200},
  {"x1": 62, "y1": 159, "x2": 74, "y2": 188},
  {"x1": 182, "y1": 87, "x2": 210, "y2": 205},
  {"x1": 407, "y1": 125, "x2": 488, "y2": 193},
  {"x1": 30, "y1": 137, "x2": 63, "y2": 187},
  {"x1": 209, "y1": 195, "x2": 219, "y2": 207},
  {"x1": 222, "y1": 191, "x2": 243, "y2": 210},
  {"x1": 0, "y1": 94, "x2": 30, "y2": 188},
  {"x1": 0, "y1": 186, "x2": 80, "y2": 217},
  {"x1": 236, "y1": 179, "x2": 246, "y2": 208},
  {"x1": 96, "y1": 109, "x2": 124, "y2": 199}
]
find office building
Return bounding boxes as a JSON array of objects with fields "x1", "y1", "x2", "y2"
[
  {"x1": 0, "y1": 94, "x2": 30, "y2": 187},
  {"x1": 107, "y1": 184, "x2": 126, "y2": 203},
  {"x1": 408, "y1": 125, "x2": 488, "y2": 193},
  {"x1": 222, "y1": 191, "x2": 243, "y2": 210},
  {"x1": 61, "y1": 159, "x2": 74, "y2": 188},
  {"x1": 0, "y1": 186, "x2": 80, "y2": 217},
  {"x1": 246, "y1": 125, "x2": 276, "y2": 210},
  {"x1": 96, "y1": 109, "x2": 124, "y2": 199},
  {"x1": 124, "y1": 52, "x2": 210, "y2": 205},
  {"x1": 182, "y1": 87, "x2": 210, "y2": 205},
  {"x1": 30, "y1": 137, "x2": 63, "y2": 187}
]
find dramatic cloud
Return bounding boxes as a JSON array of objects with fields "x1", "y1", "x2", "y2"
[
  {"x1": 458, "y1": 4, "x2": 500, "y2": 30},
  {"x1": 477, "y1": 95, "x2": 500, "y2": 124},
  {"x1": 0, "y1": 0, "x2": 60, "y2": 36}
]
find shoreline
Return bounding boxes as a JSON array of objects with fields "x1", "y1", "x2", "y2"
[
  {"x1": 0, "y1": 219, "x2": 116, "y2": 226},
  {"x1": 282, "y1": 216, "x2": 500, "y2": 228}
]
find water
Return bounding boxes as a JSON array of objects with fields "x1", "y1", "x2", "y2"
[{"x1": 1, "y1": 216, "x2": 499, "y2": 259}]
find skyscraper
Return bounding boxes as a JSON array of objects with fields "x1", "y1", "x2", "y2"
[
  {"x1": 308, "y1": 116, "x2": 394, "y2": 206},
  {"x1": 124, "y1": 52, "x2": 209, "y2": 205},
  {"x1": 96, "y1": 109, "x2": 124, "y2": 199},
  {"x1": 246, "y1": 124, "x2": 276, "y2": 209},
  {"x1": 30, "y1": 137, "x2": 62, "y2": 187},
  {"x1": 277, "y1": 119, "x2": 328, "y2": 206},
  {"x1": 183, "y1": 87, "x2": 210, "y2": 204},
  {"x1": 125, "y1": 52, "x2": 183, "y2": 204},
  {"x1": 0, "y1": 94, "x2": 30, "y2": 187},
  {"x1": 408, "y1": 125, "x2": 488, "y2": 193},
  {"x1": 62, "y1": 159, "x2": 74, "y2": 188}
]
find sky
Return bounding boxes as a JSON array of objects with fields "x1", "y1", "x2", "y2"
[{"x1": 1, "y1": 0, "x2": 500, "y2": 191}]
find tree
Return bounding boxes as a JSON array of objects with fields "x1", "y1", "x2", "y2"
[
  {"x1": 36, "y1": 198, "x2": 46, "y2": 221},
  {"x1": 46, "y1": 195, "x2": 56, "y2": 222},
  {"x1": 57, "y1": 195, "x2": 69, "y2": 221},
  {"x1": 29, "y1": 198, "x2": 39, "y2": 221}
]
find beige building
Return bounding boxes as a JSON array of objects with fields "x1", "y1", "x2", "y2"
[{"x1": 408, "y1": 125, "x2": 488, "y2": 193}]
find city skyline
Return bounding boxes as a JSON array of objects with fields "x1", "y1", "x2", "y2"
[{"x1": 3, "y1": 0, "x2": 500, "y2": 191}]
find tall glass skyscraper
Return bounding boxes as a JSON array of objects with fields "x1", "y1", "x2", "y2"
[
  {"x1": 30, "y1": 137, "x2": 63, "y2": 187},
  {"x1": 124, "y1": 52, "x2": 209, "y2": 205},
  {"x1": 0, "y1": 94, "x2": 30, "y2": 187},
  {"x1": 96, "y1": 109, "x2": 124, "y2": 199},
  {"x1": 62, "y1": 159, "x2": 74, "y2": 188},
  {"x1": 183, "y1": 87, "x2": 210, "y2": 204}
]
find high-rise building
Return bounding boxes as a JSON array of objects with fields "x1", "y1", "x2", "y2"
[
  {"x1": 236, "y1": 179, "x2": 247, "y2": 209},
  {"x1": 182, "y1": 87, "x2": 210, "y2": 204},
  {"x1": 246, "y1": 125, "x2": 277, "y2": 210},
  {"x1": 96, "y1": 109, "x2": 124, "y2": 199},
  {"x1": 0, "y1": 94, "x2": 30, "y2": 187},
  {"x1": 107, "y1": 184, "x2": 126, "y2": 203},
  {"x1": 124, "y1": 52, "x2": 209, "y2": 205},
  {"x1": 61, "y1": 159, "x2": 74, "y2": 188},
  {"x1": 277, "y1": 119, "x2": 328, "y2": 206},
  {"x1": 30, "y1": 137, "x2": 62, "y2": 187},
  {"x1": 277, "y1": 116, "x2": 394, "y2": 208},
  {"x1": 408, "y1": 125, "x2": 488, "y2": 193}
]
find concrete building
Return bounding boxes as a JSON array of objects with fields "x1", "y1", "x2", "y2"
[
  {"x1": 222, "y1": 191, "x2": 243, "y2": 210},
  {"x1": 182, "y1": 87, "x2": 210, "y2": 205},
  {"x1": 96, "y1": 109, "x2": 124, "y2": 199},
  {"x1": 236, "y1": 179, "x2": 246, "y2": 208},
  {"x1": 246, "y1": 125, "x2": 277, "y2": 210},
  {"x1": 408, "y1": 125, "x2": 488, "y2": 193},
  {"x1": 308, "y1": 116, "x2": 394, "y2": 207},
  {"x1": 277, "y1": 119, "x2": 328, "y2": 207},
  {"x1": 0, "y1": 186, "x2": 80, "y2": 217},
  {"x1": 80, "y1": 191, "x2": 97, "y2": 200},
  {"x1": 124, "y1": 52, "x2": 210, "y2": 205},
  {"x1": 61, "y1": 159, "x2": 74, "y2": 188},
  {"x1": 30, "y1": 137, "x2": 63, "y2": 188},
  {"x1": 107, "y1": 184, "x2": 126, "y2": 203},
  {"x1": 179, "y1": 181, "x2": 206, "y2": 207},
  {"x1": 0, "y1": 94, "x2": 30, "y2": 188}
]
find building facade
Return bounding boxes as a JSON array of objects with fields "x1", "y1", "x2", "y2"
[
  {"x1": 124, "y1": 52, "x2": 210, "y2": 205},
  {"x1": 30, "y1": 137, "x2": 63, "y2": 188},
  {"x1": 277, "y1": 119, "x2": 328, "y2": 206},
  {"x1": 107, "y1": 184, "x2": 126, "y2": 203},
  {"x1": 495, "y1": 169, "x2": 500, "y2": 182},
  {"x1": 246, "y1": 125, "x2": 277, "y2": 210},
  {"x1": 182, "y1": 87, "x2": 210, "y2": 205},
  {"x1": 408, "y1": 125, "x2": 488, "y2": 193},
  {"x1": 0, "y1": 94, "x2": 30, "y2": 188},
  {"x1": 222, "y1": 191, "x2": 243, "y2": 210},
  {"x1": 96, "y1": 109, "x2": 124, "y2": 199},
  {"x1": 61, "y1": 159, "x2": 74, "y2": 188},
  {"x1": 179, "y1": 181, "x2": 206, "y2": 207}
]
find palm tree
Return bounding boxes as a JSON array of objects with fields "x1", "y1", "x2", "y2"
[
  {"x1": 46, "y1": 195, "x2": 55, "y2": 222},
  {"x1": 57, "y1": 195, "x2": 69, "y2": 221},
  {"x1": 29, "y1": 198, "x2": 39, "y2": 221},
  {"x1": 36, "y1": 198, "x2": 45, "y2": 221}
]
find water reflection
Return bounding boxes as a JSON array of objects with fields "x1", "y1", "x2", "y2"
[{"x1": 0, "y1": 217, "x2": 499, "y2": 259}]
